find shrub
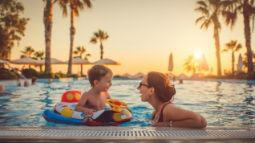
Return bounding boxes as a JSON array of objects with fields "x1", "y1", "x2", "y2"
[
  {"x1": 55, "y1": 72, "x2": 67, "y2": 79},
  {"x1": 38, "y1": 73, "x2": 55, "y2": 79},
  {"x1": 67, "y1": 74, "x2": 78, "y2": 79},
  {"x1": 0, "y1": 68, "x2": 18, "y2": 80},
  {"x1": 21, "y1": 68, "x2": 38, "y2": 78}
]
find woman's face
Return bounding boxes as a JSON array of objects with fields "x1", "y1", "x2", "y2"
[{"x1": 137, "y1": 75, "x2": 152, "y2": 102}]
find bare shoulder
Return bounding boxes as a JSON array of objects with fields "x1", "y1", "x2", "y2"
[
  {"x1": 82, "y1": 91, "x2": 89, "y2": 96},
  {"x1": 80, "y1": 91, "x2": 90, "y2": 100},
  {"x1": 163, "y1": 103, "x2": 194, "y2": 120},
  {"x1": 167, "y1": 103, "x2": 195, "y2": 114},
  {"x1": 163, "y1": 104, "x2": 176, "y2": 115}
]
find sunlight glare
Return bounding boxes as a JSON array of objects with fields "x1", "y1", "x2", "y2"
[{"x1": 194, "y1": 50, "x2": 203, "y2": 60}]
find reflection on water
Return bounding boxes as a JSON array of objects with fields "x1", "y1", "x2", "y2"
[{"x1": 0, "y1": 79, "x2": 254, "y2": 127}]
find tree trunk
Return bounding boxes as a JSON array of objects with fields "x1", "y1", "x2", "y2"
[
  {"x1": 80, "y1": 64, "x2": 83, "y2": 76},
  {"x1": 213, "y1": 25, "x2": 222, "y2": 76},
  {"x1": 43, "y1": 0, "x2": 53, "y2": 74},
  {"x1": 100, "y1": 42, "x2": 103, "y2": 59},
  {"x1": 40, "y1": 65, "x2": 42, "y2": 73},
  {"x1": 232, "y1": 51, "x2": 235, "y2": 75},
  {"x1": 243, "y1": 0, "x2": 254, "y2": 80},
  {"x1": 67, "y1": 9, "x2": 75, "y2": 75}
]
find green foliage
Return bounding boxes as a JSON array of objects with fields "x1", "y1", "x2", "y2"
[
  {"x1": 67, "y1": 74, "x2": 78, "y2": 79},
  {"x1": 21, "y1": 68, "x2": 38, "y2": 78},
  {"x1": 20, "y1": 46, "x2": 35, "y2": 58},
  {"x1": 38, "y1": 72, "x2": 55, "y2": 79},
  {"x1": 73, "y1": 46, "x2": 91, "y2": 60},
  {"x1": 54, "y1": 72, "x2": 67, "y2": 79},
  {"x1": 0, "y1": 0, "x2": 29, "y2": 59},
  {"x1": 90, "y1": 29, "x2": 109, "y2": 59},
  {"x1": 0, "y1": 68, "x2": 18, "y2": 80},
  {"x1": 184, "y1": 55, "x2": 196, "y2": 74},
  {"x1": 37, "y1": 72, "x2": 69, "y2": 79},
  {"x1": 33, "y1": 51, "x2": 44, "y2": 60}
]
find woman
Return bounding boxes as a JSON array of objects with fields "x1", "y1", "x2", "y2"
[{"x1": 137, "y1": 71, "x2": 207, "y2": 128}]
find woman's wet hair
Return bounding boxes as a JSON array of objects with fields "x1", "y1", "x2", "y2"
[
  {"x1": 88, "y1": 65, "x2": 112, "y2": 86},
  {"x1": 147, "y1": 71, "x2": 176, "y2": 102}
]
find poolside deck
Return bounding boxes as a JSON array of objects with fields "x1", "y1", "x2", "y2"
[{"x1": 0, "y1": 126, "x2": 254, "y2": 143}]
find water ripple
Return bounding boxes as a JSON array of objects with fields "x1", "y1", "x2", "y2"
[{"x1": 0, "y1": 79, "x2": 254, "y2": 127}]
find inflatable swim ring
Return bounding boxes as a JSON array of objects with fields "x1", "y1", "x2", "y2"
[{"x1": 43, "y1": 90, "x2": 132, "y2": 126}]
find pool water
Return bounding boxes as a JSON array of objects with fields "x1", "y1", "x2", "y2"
[{"x1": 0, "y1": 79, "x2": 254, "y2": 127}]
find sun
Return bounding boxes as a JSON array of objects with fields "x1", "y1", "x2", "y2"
[{"x1": 193, "y1": 50, "x2": 203, "y2": 60}]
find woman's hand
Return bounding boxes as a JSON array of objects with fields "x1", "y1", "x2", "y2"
[{"x1": 151, "y1": 121, "x2": 171, "y2": 127}]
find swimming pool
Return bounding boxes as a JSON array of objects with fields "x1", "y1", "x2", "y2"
[{"x1": 0, "y1": 79, "x2": 254, "y2": 127}]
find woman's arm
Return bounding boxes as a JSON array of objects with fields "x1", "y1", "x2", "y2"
[{"x1": 159, "y1": 104, "x2": 207, "y2": 128}]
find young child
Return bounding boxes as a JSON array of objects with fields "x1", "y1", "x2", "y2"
[{"x1": 76, "y1": 65, "x2": 112, "y2": 115}]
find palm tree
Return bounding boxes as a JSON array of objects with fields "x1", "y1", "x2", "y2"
[
  {"x1": 222, "y1": 40, "x2": 242, "y2": 74},
  {"x1": 90, "y1": 29, "x2": 109, "y2": 60},
  {"x1": 21, "y1": 46, "x2": 35, "y2": 58},
  {"x1": 222, "y1": 0, "x2": 255, "y2": 79},
  {"x1": 33, "y1": 51, "x2": 45, "y2": 72},
  {"x1": 73, "y1": 46, "x2": 91, "y2": 76},
  {"x1": 0, "y1": 0, "x2": 29, "y2": 60},
  {"x1": 243, "y1": 52, "x2": 255, "y2": 71},
  {"x1": 57, "y1": 0, "x2": 92, "y2": 75},
  {"x1": 43, "y1": 0, "x2": 53, "y2": 74},
  {"x1": 20, "y1": 46, "x2": 35, "y2": 68},
  {"x1": 195, "y1": 0, "x2": 223, "y2": 76},
  {"x1": 184, "y1": 55, "x2": 196, "y2": 75}
]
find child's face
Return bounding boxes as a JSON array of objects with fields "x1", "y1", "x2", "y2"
[{"x1": 95, "y1": 72, "x2": 112, "y2": 92}]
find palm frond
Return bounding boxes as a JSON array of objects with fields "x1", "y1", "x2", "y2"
[
  {"x1": 90, "y1": 37, "x2": 97, "y2": 43},
  {"x1": 221, "y1": 0, "x2": 234, "y2": 9},
  {"x1": 76, "y1": 0, "x2": 84, "y2": 9},
  {"x1": 58, "y1": 0, "x2": 68, "y2": 16},
  {"x1": 222, "y1": 48, "x2": 229, "y2": 52},
  {"x1": 235, "y1": 44, "x2": 242, "y2": 51},
  {"x1": 236, "y1": 4, "x2": 243, "y2": 12},
  {"x1": 195, "y1": 16, "x2": 206, "y2": 24},
  {"x1": 250, "y1": 0, "x2": 254, "y2": 5},
  {"x1": 20, "y1": 55, "x2": 26, "y2": 58},
  {"x1": 203, "y1": 18, "x2": 212, "y2": 30},
  {"x1": 197, "y1": 0, "x2": 208, "y2": 8},
  {"x1": 83, "y1": 0, "x2": 92, "y2": 8},
  {"x1": 222, "y1": 10, "x2": 237, "y2": 29},
  {"x1": 73, "y1": 51, "x2": 78, "y2": 55},
  {"x1": 195, "y1": 7, "x2": 209, "y2": 16},
  {"x1": 94, "y1": 32, "x2": 100, "y2": 38},
  {"x1": 103, "y1": 34, "x2": 109, "y2": 40},
  {"x1": 209, "y1": 0, "x2": 221, "y2": 9}
]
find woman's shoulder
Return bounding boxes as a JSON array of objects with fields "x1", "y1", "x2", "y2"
[
  {"x1": 163, "y1": 103, "x2": 175, "y2": 113},
  {"x1": 162, "y1": 103, "x2": 184, "y2": 117},
  {"x1": 164, "y1": 103, "x2": 188, "y2": 113}
]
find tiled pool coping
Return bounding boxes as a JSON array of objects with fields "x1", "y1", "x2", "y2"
[{"x1": 0, "y1": 126, "x2": 254, "y2": 142}]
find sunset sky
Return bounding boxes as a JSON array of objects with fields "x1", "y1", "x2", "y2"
[{"x1": 12, "y1": 0, "x2": 254, "y2": 75}]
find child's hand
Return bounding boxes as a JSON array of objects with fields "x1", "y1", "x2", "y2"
[{"x1": 84, "y1": 109, "x2": 96, "y2": 115}]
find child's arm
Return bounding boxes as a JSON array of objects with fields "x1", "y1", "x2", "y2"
[{"x1": 76, "y1": 93, "x2": 95, "y2": 115}]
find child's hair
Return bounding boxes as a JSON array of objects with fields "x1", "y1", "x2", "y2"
[{"x1": 88, "y1": 65, "x2": 113, "y2": 86}]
